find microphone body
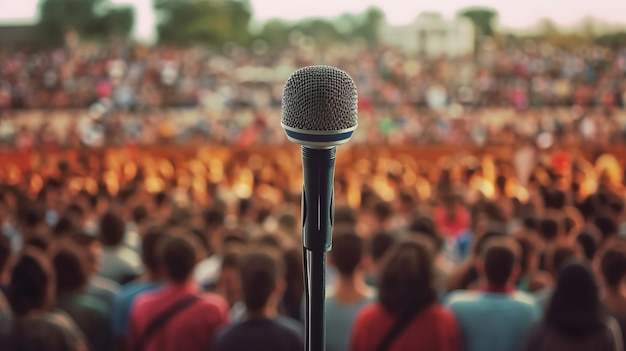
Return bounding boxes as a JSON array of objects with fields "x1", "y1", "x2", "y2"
[{"x1": 301, "y1": 146, "x2": 336, "y2": 251}]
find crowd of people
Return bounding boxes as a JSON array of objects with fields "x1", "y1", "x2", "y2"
[
  {"x1": 2, "y1": 39, "x2": 626, "y2": 148},
  {"x1": 0, "y1": 140, "x2": 623, "y2": 351}
]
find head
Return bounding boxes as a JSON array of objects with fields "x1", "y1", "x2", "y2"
[
  {"x1": 217, "y1": 251, "x2": 243, "y2": 306},
  {"x1": 539, "y1": 218, "x2": 560, "y2": 243},
  {"x1": 158, "y1": 232, "x2": 201, "y2": 284},
  {"x1": 545, "y1": 261, "x2": 604, "y2": 338},
  {"x1": 52, "y1": 241, "x2": 89, "y2": 296},
  {"x1": 576, "y1": 232, "x2": 598, "y2": 261},
  {"x1": 599, "y1": 247, "x2": 626, "y2": 292},
  {"x1": 239, "y1": 249, "x2": 285, "y2": 315},
  {"x1": 330, "y1": 230, "x2": 365, "y2": 279},
  {"x1": 99, "y1": 211, "x2": 125, "y2": 248},
  {"x1": 132, "y1": 205, "x2": 149, "y2": 226},
  {"x1": 9, "y1": 249, "x2": 56, "y2": 316},
  {"x1": 334, "y1": 206, "x2": 357, "y2": 229},
  {"x1": 69, "y1": 231, "x2": 101, "y2": 275},
  {"x1": 515, "y1": 236, "x2": 538, "y2": 276},
  {"x1": 368, "y1": 230, "x2": 396, "y2": 276},
  {"x1": 409, "y1": 216, "x2": 443, "y2": 252},
  {"x1": 377, "y1": 238, "x2": 436, "y2": 315},
  {"x1": 142, "y1": 226, "x2": 169, "y2": 276},
  {"x1": 549, "y1": 245, "x2": 578, "y2": 279},
  {"x1": 594, "y1": 216, "x2": 618, "y2": 242},
  {"x1": 477, "y1": 237, "x2": 521, "y2": 289},
  {"x1": 373, "y1": 201, "x2": 393, "y2": 226}
]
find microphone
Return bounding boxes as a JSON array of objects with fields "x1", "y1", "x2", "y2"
[{"x1": 281, "y1": 65, "x2": 358, "y2": 351}]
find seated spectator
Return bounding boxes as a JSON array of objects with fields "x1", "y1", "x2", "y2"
[
  {"x1": 214, "y1": 248, "x2": 303, "y2": 351},
  {"x1": 325, "y1": 230, "x2": 375, "y2": 351},
  {"x1": 112, "y1": 226, "x2": 167, "y2": 347},
  {"x1": 53, "y1": 241, "x2": 112, "y2": 351},
  {"x1": 0, "y1": 248, "x2": 88, "y2": 351},
  {"x1": 350, "y1": 238, "x2": 461, "y2": 351},
  {"x1": 127, "y1": 231, "x2": 229, "y2": 351},
  {"x1": 97, "y1": 211, "x2": 142, "y2": 284},
  {"x1": 445, "y1": 236, "x2": 540, "y2": 351},
  {"x1": 524, "y1": 261, "x2": 620, "y2": 351},
  {"x1": 69, "y1": 231, "x2": 120, "y2": 309}
]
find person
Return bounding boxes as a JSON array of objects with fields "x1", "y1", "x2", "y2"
[
  {"x1": 350, "y1": 238, "x2": 461, "y2": 351},
  {"x1": 445, "y1": 236, "x2": 540, "y2": 351},
  {"x1": 52, "y1": 241, "x2": 112, "y2": 351},
  {"x1": 365, "y1": 230, "x2": 395, "y2": 286},
  {"x1": 127, "y1": 231, "x2": 229, "y2": 351},
  {"x1": 214, "y1": 248, "x2": 303, "y2": 351},
  {"x1": 524, "y1": 261, "x2": 620, "y2": 351},
  {"x1": 68, "y1": 231, "x2": 120, "y2": 309},
  {"x1": 325, "y1": 230, "x2": 375, "y2": 351},
  {"x1": 112, "y1": 226, "x2": 167, "y2": 347},
  {"x1": 0, "y1": 248, "x2": 88, "y2": 351},
  {"x1": 535, "y1": 245, "x2": 578, "y2": 309},
  {"x1": 598, "y1": 246, "x2": 626, "y2": 315},
  {"x1": 97, "y1": 211, "x2": 142, "y2": 284}
]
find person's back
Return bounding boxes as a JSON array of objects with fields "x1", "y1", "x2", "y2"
[
  {"x1": 324, "y1": 231, "x2": 375, "y2": 351},
  {"x1": 0, "y1": 310, "x2": 88, "y2": 351},
  {"x1": 216, "y1": 315, "x2": 302, "y2": 351},
  {"x1": 525, "y1": 322, "x2": 616, "y2": 351},
  {"x1": 214, "y1": 248, "x2": 303, "y2": 351},
  {"x1": 53, "y1": 242, "x2": 113, "y2": 351},
  {"x1": 446, "y1": 290, "x2": 538, "y2": 351},
  {"x1": 128, "y1": 232, "x2": 229, "y2": 351},
  {"x1": 350, "y1": 238, "x2": 461, "y2": 351},
  {"x1": 97, "y1": 212, "x2": 142, "y2": 284},
  {"x1": 445, "y1": 236, "x2": 540, "y2": 351}
]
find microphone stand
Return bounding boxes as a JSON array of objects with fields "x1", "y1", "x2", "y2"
[{"x1": 301, "y1": 146, "x2": 336, "y2": 351}]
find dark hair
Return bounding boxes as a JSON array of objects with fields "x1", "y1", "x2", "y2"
[
  {"x1": 600, "y1": 247, "x2": 626, "y2": 289},
  {"x1": 159, "y1": 233, "x2": 198, "y2": 283},
  {"x1": 331, "y1": 231, "x2": 364, "y2": 277},
  {"x1": 551, "y1": 246, "x2": 577, "y2": 277},
  {"x1": 594, "y1": 216, "x2": 617, "y2": 241},
  {"x1": 482, "y1": 238, "x2": 520, "y2": 288},
  {"x1": 65, "y1": 203, "x2": 84, "y2": 219},
  {"x1": 99, "y1": 211, "x2": 125, "y2": 247},
  {"x1": 53, "y1": 216, "x2": 77, "y2": 238},
  {"x1": 0, "y1": 232, "x2": 10, "y2": 275},
  {"x1": 221, "y1": 251, "x2": 242, "y2": 271},
  {"x1": 378, "y1": 238, "x2": 436, "y2": 315},
  {"x1": 240, "y1": 249, "x2": 284, "y2": 312},
  {"x1": 369, "y1": 231, "x2": 396, "y2": 262},
  {"x1": 16, "y1": 202, "x2": 45, "y2": 229},
  {"x1": 132, "y1": 205, "x2": 148, "y2": 224},
  {"x1": 409, "y1": 216, "x2": 443, "y2": 251},
  {"x1": 282, "y1": 247, "x2": 304, "y2": 320},
  {"x1": 277, "y1": 213, "x2": 297, "y2": 231},
  {"x1": 9, "y1": 250, "x2": 53, "y2": 316},
  {"x1": 142, "y1": 226, "x2": 168, "y2": 273},
  {"x1": 334, "y1": 206, "x2": 357, "y2": 228},
  {"x1": 545, "y1": 262, "x2": 605, "y2": 338},
  {"x1": 373, "y1": 201, "x2": 393, "y2": 223},
  {"x1": 472, "y1": 231, "x2": 505, "y2": 257},
  {"x1": 203, "y1": 207, "x2": 225, "y2": 228},
  {"x1": 25, "y1": 236, "x2": 51, "y2": 252},
  {"x1": 154, "y1": 192, "x2": 169, "y2": 209},
  {"x1": 515, "y1": 236, "x2": 535, "y2": 275},
  {"x1": 53, "y1": 242, "x2": 89, "y2": 295},
  {"x1": 255, "y1": 234, "x2": 282, "y2": 250},
  {"x1": 539, "y1": 218, "x2": 559, "y2": 242},
  {"x1": 576, "y1": 232, "x2": 597, "y2": 261}
]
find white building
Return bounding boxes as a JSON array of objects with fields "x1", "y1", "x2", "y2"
[{"x1": 380, "y1": 13, "x2": 475, "y2": 57}]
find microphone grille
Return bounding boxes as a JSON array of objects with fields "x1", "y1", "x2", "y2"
[{"x1": 281, "y1": 65, "x2": 358, "y2": 132}]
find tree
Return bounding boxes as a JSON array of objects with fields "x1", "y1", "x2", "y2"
[
  {"x1": 256, "y1": 19, "x2": 292, "y2": 49},
  {"x1": 458, "y1": 7, "x2": 498, "y2": 37},
  {"x1": 348, "y1": 6, "x2": 385, "y2": 46},
  {"x1": 38, "y1": 0, "x2": 134, "y2": 46},
  {"x1": 155, "y1": 0, "x2": 252, "y2": 46}
]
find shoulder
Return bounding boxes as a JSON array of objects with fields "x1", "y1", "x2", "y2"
[
  {"x1": 443, "y1": 290, "x2": 483, "y2": 306},
  {"x1": 74, "y1": 295, "x2": 110, "y2": 317},
  {"x1": 275, "y1": 316, "x2": 304, "y2": 337},
  {"x1": 199, "y1": 292, "x2": 229, "y2": 310},
  {"x1": 90, "y1": 275, "x2": 120, "y2": 293},
  {"x1": 353, "y1": 303, "x2": 384, "y2": 325}
]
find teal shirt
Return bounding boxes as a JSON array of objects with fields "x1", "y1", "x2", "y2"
[
  {"x1": 325, "y1": 295, "x2": 375, "y2": 351},
  {"x1": 112, "y1": 281, "x2": 162, "y2": 337},
  {"x1": 444, "y1": 290, "x2": 540, "y2": 351}
]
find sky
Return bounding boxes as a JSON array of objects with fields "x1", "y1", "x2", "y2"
[{"x1": 1, "y1": 0, "x2": 626, "y2": 41}]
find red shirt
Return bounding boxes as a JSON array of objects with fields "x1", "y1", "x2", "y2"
[
  {"x1": 350, "y1": 304, "x2": 461, "y2": 351},
  {"x1": 127, "y1": 282, "x2": 229, "y2": 351}
]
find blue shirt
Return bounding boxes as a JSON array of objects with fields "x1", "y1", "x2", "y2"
[
  {"x1": 325, "y1": 295, "x2": 374, "y2": 351},
  {"x1": 444, "y1": 290, "x2": 540, "y2": 351},
  {"x1": 111, "y1": 281, "x2": 162, "y2": 337}
]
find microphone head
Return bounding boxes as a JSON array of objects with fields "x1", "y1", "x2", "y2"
[{"x1": 281, "y1": 65, "x2": 358, "y2": 148}]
